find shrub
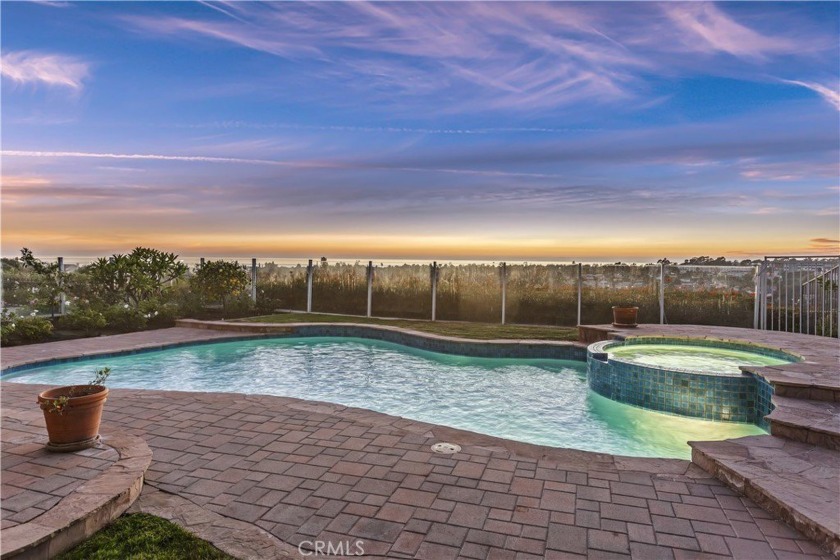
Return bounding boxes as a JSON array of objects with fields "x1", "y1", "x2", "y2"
[
  {"x1": 103, "y1": 305, "x2": 147, "y2": 333},
  {"x1": 57, "y1": 307, "x2": 107, "y2": 334},
  {"x1": 190, "y1": 261, "x2": 249, "y2": 312},
  {"x1": 86, "y1": 247, "x2": 187, "y2": 306},
  {"x1": 218, "y1": 293, "x2": 255, "y2": 318},
  {"x1": 172, "y1": 285, "x2": 206, "y2": 318},
  {"x1": 138, "y1": 299, "x2": 177, "y2": 328},
  {"x1": 1, "y1": 313, "x2": 54, "y2": 346}
]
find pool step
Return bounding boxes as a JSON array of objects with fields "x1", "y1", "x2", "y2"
[
  {"x1": 768, "y1": 396, "x2": 840, "y2": 451},
  {"x1": 690, "y1": 435, "x2": 840, "y2": 557},
  {"x1": 743, "y1": 363, "x2": 840, "y2": 403}
]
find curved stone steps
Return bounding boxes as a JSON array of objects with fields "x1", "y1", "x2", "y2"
[
  {"x1": 691, "y1": 435, "x2": 840, "y2": 558},
  {"x1": 768, "y1": 396, "x2": 840, "y2": 451}
]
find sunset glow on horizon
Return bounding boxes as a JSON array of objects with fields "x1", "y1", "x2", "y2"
[{"x1": 2, "y1": 2, "x2": 838, "y2": 262}]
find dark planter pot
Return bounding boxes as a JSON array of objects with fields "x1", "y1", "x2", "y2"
[
  {"x1": 38, "y1": 385, "x2": 108, "y2": 452},
  {"x1": 612, "y1": 306, "x2": 639, "y2": 328}
]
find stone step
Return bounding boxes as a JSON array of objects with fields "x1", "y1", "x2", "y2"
[
  {"x1": 768, "y1": 396, "x2": 840, "y2": 451},
  {"x1": 691, "y1": 435, "x2": 840, "y2": 558},
  {"x1": 745, "y1": 364, "x2": 840, "y2": 403}
]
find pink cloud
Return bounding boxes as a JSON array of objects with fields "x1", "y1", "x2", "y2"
[{"x1": 1, "y1": 50, "x2": 89, "y2": 89}]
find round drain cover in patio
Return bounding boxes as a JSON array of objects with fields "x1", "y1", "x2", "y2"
[{"x1": 431, "y1": 442, "x2": 461, "y2": 454}]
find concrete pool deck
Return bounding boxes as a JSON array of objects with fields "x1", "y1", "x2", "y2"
[{"x1": 1, "y1": 323, "x2": 838, "y2": 558}]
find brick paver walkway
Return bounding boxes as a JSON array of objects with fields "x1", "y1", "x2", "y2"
[{"x1": 2, "y1": 382, "x2": 830, "y2": 559}]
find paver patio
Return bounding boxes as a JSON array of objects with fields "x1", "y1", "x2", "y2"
[
  {"x1": 2, "y1": 382, "x2": 831, "y2": 559},
  {"x1": 1, "y1": 326, "x2": 836, "y2": 558}
]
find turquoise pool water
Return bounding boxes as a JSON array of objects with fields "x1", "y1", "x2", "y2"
[
  {"x1": 608, "y1": 344, "x2": 794, "y2": 375},
  {"x1": 4, "y1": 337, "x2": 765, "y2": 459}
]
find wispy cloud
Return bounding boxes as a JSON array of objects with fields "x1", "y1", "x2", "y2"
[
  {"x1": 778, "y1": 79, "x2": 840, "y2": 111},
  {"x1": 1, "y1": 175, "x2": 51, "y2": 187},
  {"x1": 29, "y1": 1, "x2": 72, "y2": 7},
  {"x1": 749, "y1": 207, "x2": 784, "y2": 215},
  {"x1": 0, "y1": 149, "x2": 578, "y2": 180},
  {"x1": 175, "y1": 120, "x2": 602, "y2": 135},
  {"x1": 1, "y1": 150, "x2": 301, "y2": 167},
  {"x1": 809, "y1": 237, "x2": 840, "y2": 250},
  {"x1": 118, "y1": 3, "x2": 647, "y2": 110},
  {"x1": 0, "y1": 50, "x2": 89, "y2": 89},
  {"x1": 739, "y1": 160, "x2": 838, "y2": 181},
  {"x1": 661, "y1": 3, "x2": 794, "y2": 59},
  {"x1": 118, "y1": 2, "x2": 830, "y2": 114}
]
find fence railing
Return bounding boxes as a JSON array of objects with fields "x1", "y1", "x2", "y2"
[
  {"x1": 756, "y1": 256, "x2": 840, "y2": 337},
  {"x1": 4, "y1": 255, "x2": 838, "y2": 337},
  {"x1": 248, "y1": 260, "x2": 754, "y2": 328}
]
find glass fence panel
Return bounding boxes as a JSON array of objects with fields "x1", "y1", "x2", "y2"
[
  {"x1": 371, "y1": 264, "x2": 431, "y2": 319},
  {"x1": 0, "y1": 257, "x2": 95, "y2": 317},
  {"x1": 581, "y1": 264, "x2": 659, "y2": 324},
  {"x1": 437, "y1": 263, "x2": 501, "y2": 323},
  {"x1": 1, "y1": 265, "x2": 54, "y2": 315},
  {"x1": 665, "y1": 265, "x2": 755, "y2": 327},
  {"x1": 256, "y1": 262, "x2": 308, "y2": 312},
  {"x1": 312, "y1": 262, "x2": 368, "y2": 316},
  {"x1": 506, "y1": 264, "x2": 578, "y2": 326}
]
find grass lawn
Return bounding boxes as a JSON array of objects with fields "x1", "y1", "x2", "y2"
[
  {"x1": 238, "y1": 312, "x2": 579, "y2": 341},
  {"x1": 57, "y1": 514, "x2": 233, "y2": 560}
]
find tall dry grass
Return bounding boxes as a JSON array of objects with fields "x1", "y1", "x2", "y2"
[{"x1": 254, "y1": 262, "x2": 757, "y2": 326}]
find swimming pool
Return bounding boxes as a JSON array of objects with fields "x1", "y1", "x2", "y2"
[{"x1": 4, "y1": 337, "x2": 764, "y2": 459}]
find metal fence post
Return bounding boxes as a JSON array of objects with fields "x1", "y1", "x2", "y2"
[
  {"x1": 577, "y1": 263, "x2": 582, "y2": 326},
  {"x1": 500, "y1": 262, "x2": 506, "y2": 325},
  {"x1": 367, "y1": 261, "x2": 373, "y2": 318},
  {"x1": 306, "y1": 259, "x2": 313, "y2": 313},
  {"x1": 761, "y1": 258, "x2": 768, "y2": 330},
  {"x1": 659, "y1": 262, "x2": 665, "y2": 325},
  {"x1": 753, "y1": 264, "x2": 761, "y2": 329},
  {"x1": 58, "y1": 257, "x2": 65, "y2": 316},
  {"x1": 430, "y1": 261, "x2": 437, "y2": 321},
  {"x1": 250, "y1": 258, "x2": 257, "y2": 303}
]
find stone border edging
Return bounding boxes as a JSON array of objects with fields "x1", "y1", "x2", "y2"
[
  {"x1": 0, "y1": 431, "x2": 152, "y2": 560},
  {"x1": 128, "y1": 485, "x2": 304, "y2": 560},
  {"x1": 0, "y1": 333, "x2": 255, "y2": 375},
  {"x1": 176, "y1": 318, "x2": 588, "y2": 360}
]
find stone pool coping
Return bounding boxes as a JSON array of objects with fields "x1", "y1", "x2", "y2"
[{"x1": 177, "y1": 318, "x2": 588, "y2": 359}]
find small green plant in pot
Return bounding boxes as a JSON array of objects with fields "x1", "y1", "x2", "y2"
[{"x1": 38, "y1": 368, "x2": 111, "y2": 452}]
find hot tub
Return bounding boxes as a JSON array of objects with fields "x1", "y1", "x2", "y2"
[{"x1": 586, "y1": 337, "x2": 800, "y2": 426}]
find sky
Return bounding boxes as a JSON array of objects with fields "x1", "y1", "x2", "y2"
[{"x1": 1, "y1": 1, "x2": 839, "y2": 262}]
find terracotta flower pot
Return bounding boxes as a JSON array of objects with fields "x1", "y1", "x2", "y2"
[
  {"x1": 612, "y1": 306, "x2": 639, "y2": 328},
  {"x1": 38, "y1": 385, "x2": 108, "y2": 452}
]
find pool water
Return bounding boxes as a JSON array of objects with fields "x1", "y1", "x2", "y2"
[
  {"x1": 607, "y1": 344, "x2": 795, "y2": 375},
  {"x1": 4, "y1": 337, "x2": 764, "y2": 459}
]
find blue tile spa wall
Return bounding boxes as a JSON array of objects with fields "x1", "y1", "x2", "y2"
[
  {"x1": 585, "y1": 336, "x2": 783, "y2": 424},
  {"x1": 754, "y1": 375, "x2": 775, "y2": 430},
  {"x1": 587, "y1": 352, "x2": 758, "y2": 423}
]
